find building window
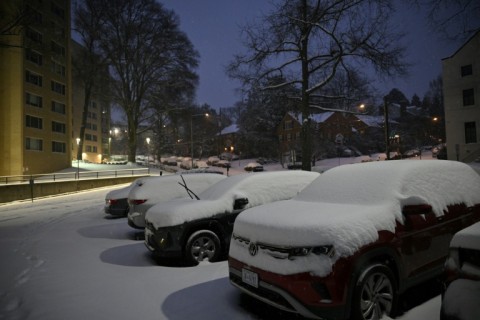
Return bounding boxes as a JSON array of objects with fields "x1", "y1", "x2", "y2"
[
  {"x1": 85, "y1": 134, "x2": 97, "y2": 142},
  {"x1": 26, "y1": 92, "x2": 43, "y2": 108},
  {"x1": 26, "y1": 27, "x2": 43, "y2": 43},
  {"x1": 51, "y1": 100, "x2": 66, "y2": 114},
  {"x1": 51, "y1": 41, "x2": 65, "y2": 58},
  {"x1": 284, "y1": 120, "x2": 293, "y2": 130},
  {"x1": 26, "y1": 70, "x2": 43, "y2": 87},
  {"x1": 51, "y1": 60, "x2": 65, "y2": 76},
  {"x1": 52, "y1": 141, "x2": 66, "y2": 153},
  {"x1": 463, "y1": 88, "x2": 475, "y2": 106},
  {"x1": 26, "y1": 137, "x2": 43, "y2": 151},
  {"x1": 461, "y1": 64, "x2": 473, "y2": 77},
  {"x1": 26, "y1": 49, "x2": 43, "y2": 66},
  {"x1": 465, "y1": 122, "x2": 477, "y2": 144},
  {"x1": 87, "y1": 111, "x2": 97, "y2": 120},
  {"x1": 51, "y1": 80, "x2": 65, "y2": 95},
  {"x1": 52, "y1": 121, "x2": 66, "y2": 134},
  {"x1": 26, "y1": 115, "x2": 43, "y2": 129}
]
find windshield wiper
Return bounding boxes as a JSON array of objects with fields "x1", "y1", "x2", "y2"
[{"x1": 178, "y1": 175, "x2": 200, "y2": 200}]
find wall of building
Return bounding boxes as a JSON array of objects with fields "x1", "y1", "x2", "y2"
[
  {"x1": 0, "y1": 0, "x2": 72, "y2": 176},
  {"x1": 443, "y1": 32, "x2": 480, "y2": 161}
]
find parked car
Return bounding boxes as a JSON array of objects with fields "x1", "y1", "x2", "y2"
[
  {"x1": 104, "y1": 180, "x2": 140, "y2": 216},
  {"x1": 244, "y1": 162, "x2": 263, "y2": 172},
  {"x1": 440, "y1": 221, "x2": 480, "y2": 320},
  {"x1": 144, "y1": 170, "x2": 319, "y2": 265},
  {"x1": 228, "y1": 160, "x2": 480, "y2": 320},
  {"x1": 403, "y1": 148, "x2": 421, "y2": 158},
  {"x1": 127, "y1": 173, "x2": 226, "y2": 229}
]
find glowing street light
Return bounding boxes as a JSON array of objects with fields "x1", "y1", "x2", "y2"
[
  {"x1": 76, "y1": 138, "x2": 81, "y2": 179},
  {"x1": 146, "y1": 137, "x2": 151, "y2": 166}
]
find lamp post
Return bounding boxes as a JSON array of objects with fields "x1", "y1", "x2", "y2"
[
  {"x1": 383, "y1": 97, "x2": 391, "y2": 160},
  {"x1": 190, "y1": 113, "x2": 209, "y2": 169},
  {"x1": 146, "y1": 137, "x2": 150, "y2": 166},
  {"x1": 76, "y1": 138, "x2": 80, "y2": 179}
]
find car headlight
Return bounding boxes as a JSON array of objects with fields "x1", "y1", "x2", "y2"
[{"x1": 288, "y1": 245, "x2": 335, "y2": 260}]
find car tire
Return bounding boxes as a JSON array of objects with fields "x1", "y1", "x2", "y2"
[
  {"x1": 351, "y1": 264, "x2": 397, "y2": 320},
  {"x1": 185, "y1": 230, "x2": 221, "y2": 265}
]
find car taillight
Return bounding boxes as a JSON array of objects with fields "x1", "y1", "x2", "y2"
[
  {"x1": 129, "y1": 199, "x2": 147, "y2": 205},
  {"x1": 107, "y1": 199, "x2": 118, "y2": 205}
]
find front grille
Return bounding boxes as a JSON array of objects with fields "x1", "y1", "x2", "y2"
[{"x1": 230, "y1": 272, "x2": 296, "y2": 312}]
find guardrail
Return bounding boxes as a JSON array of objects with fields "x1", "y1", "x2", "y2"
[{"x1": 0, "y1": 168, "x2": 151, "y2": 185}]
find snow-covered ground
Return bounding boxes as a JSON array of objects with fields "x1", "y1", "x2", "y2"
[
  {"x1": 0, "y1": 185, "x2": 441, "y2": 320},
  {"x1": 0, "y1": 154, "x2": 460, "y2": 319}
]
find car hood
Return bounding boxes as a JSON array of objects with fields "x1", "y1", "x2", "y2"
[
  {"x1": 145, "y1": 197, "x2": 238, "y2": 229},
  {"x1": 229, "y1": 199, "x2": 400, "y2": 277},
  {"x1": 450, "y1": 221, "x2": 480, "y2": 251},
  {"x1": 233, "y1": 199, "x2": 398, "y2": 256}
]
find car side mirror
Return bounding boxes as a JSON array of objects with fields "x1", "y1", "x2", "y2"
[
  {"x1": 402, "y1": 204, "x2": 432, "y2": 215},
  {"x1": 233, "y1": 198, "x2": 249, "y2": 210}
]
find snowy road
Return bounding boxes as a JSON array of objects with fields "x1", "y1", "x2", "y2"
[{"x1": 0, "y1": 185, "x2": 440, "y2": 320}]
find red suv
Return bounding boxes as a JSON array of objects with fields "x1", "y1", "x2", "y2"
[{"x1": 228, "y1": 160, "x2": 480, "y2": 320}]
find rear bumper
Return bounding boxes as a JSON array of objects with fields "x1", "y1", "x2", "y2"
[{"x1": 127, "y1": 211, "x2": 145, "y2": 229}]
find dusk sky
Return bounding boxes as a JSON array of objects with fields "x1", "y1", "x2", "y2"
[{"x1": 162, "y1": 1, "x2": 462, "y2": 110}]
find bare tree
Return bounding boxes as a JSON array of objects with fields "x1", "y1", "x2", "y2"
[
  {"x1": 228, "y1": 0, "x2": 407, "y2": 170},
  {"x1": 73, "y1": 0, "x2": 111, "y2": 161},
  {"x1": 0, "y1": 1, "x2": 41, "y2": 48},
  {"x1": 413, "y1": 0, "x2": 480, "y2": 41},
  {"x1": 75, "y1": 0, "x2": 199, "y2": 163}
]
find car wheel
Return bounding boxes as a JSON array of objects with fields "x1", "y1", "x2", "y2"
[
  {"x1": 185, "y1": 230, "x2": 221, "y2": 265},
  {"x1": 351, "y1": 264, "x2": 397, "y2": 320}
]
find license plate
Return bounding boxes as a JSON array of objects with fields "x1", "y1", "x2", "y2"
[{"x1": 242, "y1": 268, "x2": 258, "y2": 288}]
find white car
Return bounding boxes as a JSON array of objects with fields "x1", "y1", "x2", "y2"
[
  {"x1": 127, "y1": 173, "x2": 226, "y2": 229},
  {"x1": 441, "y1": 221, "x2": 480, "y2": 320}
]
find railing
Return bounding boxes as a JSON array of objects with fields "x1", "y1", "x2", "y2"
[
  {"x1": 461, "y1": 147, "x2": 480, "y2": 163},
  {"x1": 0, "y1": 168, "x2": 151, "y2": 185}
]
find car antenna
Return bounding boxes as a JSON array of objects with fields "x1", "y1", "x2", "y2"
[{"x1": 178, "y1": 175, "x2": 200, "y2": 200}]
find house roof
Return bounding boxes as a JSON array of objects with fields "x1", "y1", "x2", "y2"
[
  {"x1": 287, "y1": 111, "x2": 335, "y2": 124},
  {"x1": 220, "y1": 124, "x2": 239, "y2": 135}
]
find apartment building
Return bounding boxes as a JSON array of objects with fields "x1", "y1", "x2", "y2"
[
  {"x1": 442, "y1": 31, "x2": 480, "y2": 161},
  {"x1": 0, "y1": 0, "x2": 72, "y2": 176}
]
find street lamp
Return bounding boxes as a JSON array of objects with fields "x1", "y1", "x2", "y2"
[
  {"x1": 146, "y1": 137, "x2": 150, "y2": 166},
  {"x1": 190, "y1": 113, "x2": 209, "y2": 169},
  {"x1": 383, "y1": 97, "x2": 391, "y2": 160},
  {"x1": 76, "y1": 138, "x2": 81, "y2": 179}
]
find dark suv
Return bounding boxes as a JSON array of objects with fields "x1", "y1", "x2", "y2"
[{"x1": 228, "y1": 160, "x2": 480, "y2": 320}]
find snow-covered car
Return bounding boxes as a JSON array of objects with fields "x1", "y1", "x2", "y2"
[
  {"x1": 244, "y1": 162, "x2": 263, "y2": 172},
  {"x1": 104, "y1": 180, "x2": 139, "y2": 216},
  {"x1": 127, "y1": 173, "x2": 226, "y2": 229},
  {"x1": 228, "y1": 160, "x2": 480, "y2": 320},
  {"x1": 441, "y1": 222, "x2": 480, "y2": 320},
  {"x1": 144, "y1": 170, "x2": 319, "y2": 265}
]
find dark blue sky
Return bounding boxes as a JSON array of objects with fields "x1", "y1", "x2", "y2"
[{"x1": 162, "y1": 1, "x2": 461, "y2": 109}]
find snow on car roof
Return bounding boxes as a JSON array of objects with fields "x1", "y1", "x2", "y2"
[
  {"x1": 450, "y1": 222, "x2": 480, "y2": 251},
  {"x1": 296, "y1": 160, "x2": 480, "y2": 217},
  {"x1": 127, "y1": 173, "x2": 226, "y2": 201},
  {"x1": 230, "y1": 160, "x2": 480, "y2": 276},
  {"x1": 146, "y1": 170, "x2": 319, "y2": 228}
]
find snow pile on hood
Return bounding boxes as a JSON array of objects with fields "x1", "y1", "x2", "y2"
[
  {"x1": 146, "y1": 171, "x2": 319, "y2": 228},
  {"x1": 128, "y1": 173, "x2": 226, "y2": 202},
  {"x1": 450, "y1": 221, "x2": 480, "y2": 251},
  {"x1": 230, "y1": 160, "x2": 480, "y2": 276},
  {"x1": 105, "y1": 177, "x2": 152, "y2": 200}
]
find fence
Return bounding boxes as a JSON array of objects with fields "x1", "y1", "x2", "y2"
[{"x1": 0, "y1": 168, "x2": 151, "y2": 185}]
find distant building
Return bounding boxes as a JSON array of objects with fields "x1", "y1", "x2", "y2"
[
  {"x1": 442, "y1": 31, "x2": 480, "y2": 161},
  {"x1": 0, "y1": 0, "x2": 72, "y2": 176}
]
